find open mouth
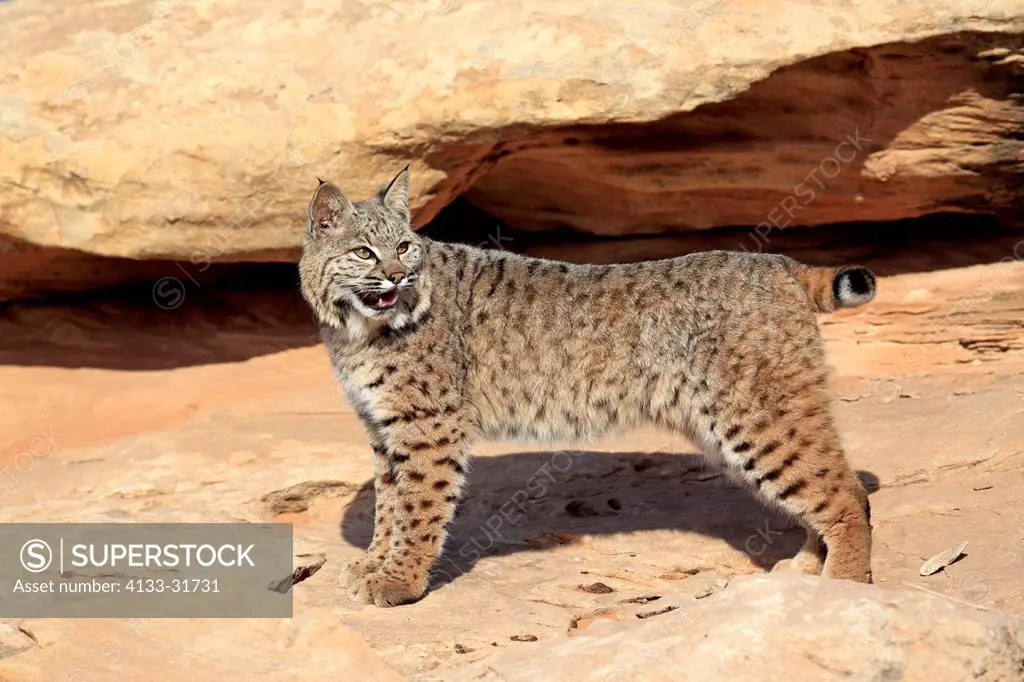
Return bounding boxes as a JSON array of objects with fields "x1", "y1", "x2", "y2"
[{"x1": 358, "y1": 289, "x2": 399, "y2": 311}]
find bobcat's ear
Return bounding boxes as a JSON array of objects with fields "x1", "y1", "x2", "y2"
[
  {"x1": 379, "y1": 164, "x2": 411, "y2": 220},
  {"x1": 307, "y1": 180, "x2": 353, "y2": 238}
]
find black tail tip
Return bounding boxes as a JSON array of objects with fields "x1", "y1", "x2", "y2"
[{"x1": 833, "y1": 266, "x2": 877, "y2": 307}]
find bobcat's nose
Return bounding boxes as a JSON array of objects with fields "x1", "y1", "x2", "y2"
[{"x1": 382, "y1": 263, "x2": 406, "y2": 285}]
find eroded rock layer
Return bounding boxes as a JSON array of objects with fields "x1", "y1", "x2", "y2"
[{"x1": 0, "y1": 1, "x2": 1021, "y2": 299}]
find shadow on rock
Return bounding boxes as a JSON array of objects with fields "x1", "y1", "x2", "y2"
[{"x1": 340, "y1": 449, "x2": 879, "y2": 592}]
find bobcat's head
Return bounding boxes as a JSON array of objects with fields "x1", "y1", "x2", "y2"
[{"x1": 299, "y1": 167, "x2": 431, "y2": 332}]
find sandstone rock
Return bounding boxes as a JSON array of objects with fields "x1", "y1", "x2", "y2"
[
  {"x1": 0, "y1": 622, "x2": 36, "y2": 661},
  {"x1": 469, "y1": 33, "x2": 1024, "y2": 236},
  {"x1": 426, "y1": 573, "x2": 1024, "y2": 682},
  {"x1": 0, "y1": 612, "x2": 404, "y2": 682},
  {"x1": 1, "y1": 1, "x2": 1022, "y2": 298}
]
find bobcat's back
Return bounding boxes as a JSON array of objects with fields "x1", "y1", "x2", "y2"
[{"x1": 399, "y1": 245, "x2": 860, "y2": 445}]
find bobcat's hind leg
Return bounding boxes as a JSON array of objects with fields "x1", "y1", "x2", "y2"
[
  {"x1": 683, "y1": 382, "x2": 872, "y2": 582},
  {"x1": 771, "y1": 524, "x2": 826, "y2": 576},
  {"x1": 679, "y1": 415, "x2": 828, "y2": 578},
  {"x1": 715, "y1": 403, "x2": 872, "y2": 583},
  {"x1": 815, "y1": 476, "x2": 873, "y2": 583}
]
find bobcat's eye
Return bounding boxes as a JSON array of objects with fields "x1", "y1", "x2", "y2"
[
  {"x1": 396, "y1": 242, "x2": 409, "y2": 255},
  {"x1": 352, "y1": 247, "x2": 375, "y2": 260}
]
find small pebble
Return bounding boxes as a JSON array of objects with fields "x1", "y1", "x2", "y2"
[
  {"x1": 920, "y1": 540, "x2": 969, "y2": 576},
  {"x1": 637, "y1": 605, "x2": 678, "y2": 619},
  {"x1": 579, "y1": 582, "x2": 614, "y2": 594},
  {"x1": 694, "y1": 586, "x2": 715, "y2": 599}
]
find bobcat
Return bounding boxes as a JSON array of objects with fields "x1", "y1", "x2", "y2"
[{"x1": 298, "y1": 168, "x2": 877, "y2": 607}]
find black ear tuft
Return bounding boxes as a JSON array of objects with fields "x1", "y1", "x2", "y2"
[
  {"x1": 380, "y1": 165, "x2": 411, "y2": 217},
  {"x1": 317, "y1": 177, "x2": 326, "y2": 187}
]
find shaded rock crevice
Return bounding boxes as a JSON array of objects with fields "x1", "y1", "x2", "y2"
[{"x1": 432, "y1": 32, "x2": 1023, "y2": 235}]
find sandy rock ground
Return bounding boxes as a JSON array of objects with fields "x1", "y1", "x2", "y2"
[
  {"x1": 1, "y1": 233, "x2": 1023, "y2": 679},
  {"x1": 425, "y1": 573, "x2": 1024, "y2": 682}
]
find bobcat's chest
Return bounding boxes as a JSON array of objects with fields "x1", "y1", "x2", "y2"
[
  {"x1": 331, "y1": 353, "x2": 402, "y2": 425},
  {"x1": 322, "y1": 327, "x2": 398, "y2": 414}
]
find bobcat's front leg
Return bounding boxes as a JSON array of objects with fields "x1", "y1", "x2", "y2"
[
  {"x1": 344, "y1": 444, "x2": 396, "y2": 588},
  {"x1": 349, "y1": 432, "x2": 467, "y2": 607}
]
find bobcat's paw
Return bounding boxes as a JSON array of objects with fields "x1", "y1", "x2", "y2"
[
  {"x1": 348, "y1": 570, "x2": 424, "y2": 607},
  {"x1": 771, "y1": 553, "x2": 824, "y2": 576},
  {"x1": 342, "y1": 555, "x2": 384, "y2": 587}
]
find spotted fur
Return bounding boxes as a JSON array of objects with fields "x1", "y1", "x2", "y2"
[{"x1": 299, "y1": 168, "x2": 877, "y2": 607}]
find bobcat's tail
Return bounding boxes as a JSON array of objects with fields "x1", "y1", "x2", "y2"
[{"x1": 787, "y1": 262, "x2": 877, "y2": 313}]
